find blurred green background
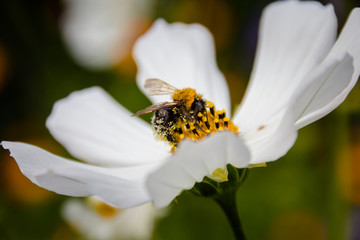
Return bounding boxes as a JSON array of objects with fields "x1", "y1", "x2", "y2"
[{"x1": 0, "y1": 0, "x2": 360, "y2": 239}]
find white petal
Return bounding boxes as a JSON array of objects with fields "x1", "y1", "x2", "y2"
[
  {"x1": 146, "y1": 132, "x2": 250, "y2": 208},
  {"x1": 242, "y1": 108, "x2": 298, "y2": 164},
  {"x1": 327, "y1": 8, "x2": 360, "y2": 75},
  {"x1": 1, "y1": 141, "x2": 154, "y2": 208},
  {"x1": 62, "y1": 199, "x2": 157, "y2": 240},
  {"x1": 133, "y1": 19, "x2": 231, "y2": 115},
  {"x1": 61, "y1": 0, "x2": 151, "y2": 69},
  {"x1": 46, "y1": 87, "x2": 169, "y2": 167},
  {"x1": 294, "y1": 54, "x2": 354, "y2": 129},
  {"x1": 233, "y1": 1, "x2": 337, "y2": 130},
  {"x1": 296, "y1": 8, "x2": 360, "y2": 128}
]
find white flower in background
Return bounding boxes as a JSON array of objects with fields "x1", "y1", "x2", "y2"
[
  {"x1": 61, "y1": 0, "x2": 152, "y2": 69},
  {"x1": 2, "y1": 1, "x2": 360, "y2": 209},
  {"x1": 63, "y1": 197, "x2": 158, "y2": 240}
]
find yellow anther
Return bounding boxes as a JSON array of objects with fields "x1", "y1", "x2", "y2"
[
  {"x1": 207, "y1": 101, "x2": 214, "y2": 108},
  {"x1": 214, "y1": 119, "x2": 219, "y2": 123},
  {"x1": 179, "y1": 134, "x2": 185, "y2": 139},
  {"x1": 197, "y1": 112, "x2": 203, "y2": 117},
  {"x1": 224, "y1": 117, "x2": 230, "y2": 122},
  {"x1": 218, "y1": 127, "x2": 223, "y2": 131},
  {"x1": 202, "y1": 116, "x2": 207, "y2": 122}
]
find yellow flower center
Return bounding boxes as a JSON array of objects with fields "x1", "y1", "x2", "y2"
[
  {"x1": 169, "y1": 100, "x2": 239, "y2": 150},
  {"x1": 151, "y1": 88, "x2": 239, "y2": 151},
  {"x1": 87, "y1": 197, "x2": 120, "y2": 219},
  {"x1": 151, "y1": 88, "x2": 241, "y2": 182}
]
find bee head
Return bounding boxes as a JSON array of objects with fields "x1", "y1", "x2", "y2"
[{"x1": 155, "y1": 108, "x2": 174, "y2": 123}]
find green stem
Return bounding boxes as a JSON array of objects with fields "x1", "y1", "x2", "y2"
[{"x1": 215, "y1": 189, "x2": 246, "y2": 240}]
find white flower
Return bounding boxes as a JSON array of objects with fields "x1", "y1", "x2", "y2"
[
  {"x1": 61, "y1": 0, "x2": 152, "y2": 69},
  {"x1": 62, "y1": 197, "x2": 158, "y2": 240},
  {"x1": 2, "y1": 1, "x2": 360, "y2": 208}
]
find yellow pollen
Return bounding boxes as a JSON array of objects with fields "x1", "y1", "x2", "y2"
[
  {"x1": 153, "y1": 87, "x2": 239, "y2": 153},
  {"x1": 87, "y1": 198, "x2": 119, "y2": 219},
  {"x1": 169, "y1": 101, "x2": 239, "y2": 152},
  {"x1": 173, "y1": 88, "x2": 198, "y2": 110},
  {"x1": 95, "y1": 203, "x2": 119, "y2": 218}
]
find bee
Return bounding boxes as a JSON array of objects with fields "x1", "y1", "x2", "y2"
[{"x1": 133, "y1": 78, "x2": 210, "y2": 146}]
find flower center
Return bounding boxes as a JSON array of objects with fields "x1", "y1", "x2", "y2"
[
  {"x1": 151, "y1": 88, "x2": 239, "y2": 152},
  {"x1": 87, "y1": 197, "x2": 120, "y2": 219}
]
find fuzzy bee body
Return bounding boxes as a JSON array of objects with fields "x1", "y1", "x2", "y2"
[
  {"x1": 150, "y1": 98, "x2": 207, "y2": 147},
  {"x1": 133, "y1": 78, "x2": 238, "y2": 149}
]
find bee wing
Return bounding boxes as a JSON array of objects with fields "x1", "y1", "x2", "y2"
[
  {"x1": 132, "y1": 101, "x2": 181, "y2": 117},
  {"x1": 144, "y1": 78, "x2": 177, "y2": 95}
]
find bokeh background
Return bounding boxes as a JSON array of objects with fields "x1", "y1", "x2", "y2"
[{"x1": 1, "y1": 0, "x2": 360, "y2": 239}]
